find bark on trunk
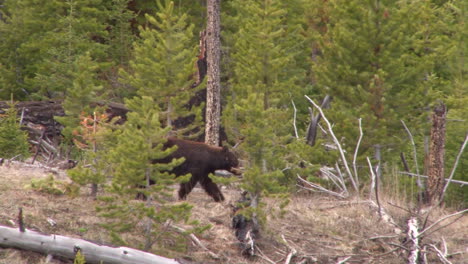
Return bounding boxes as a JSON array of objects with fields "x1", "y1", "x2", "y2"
[
  {"x1": 425, "y1": 103, "x2": 447, "y2": 206},
  {"x1": 0, "y1": 225, "x2": 181, "y2": 264},
  {"x1": 204, "y1": 0, "x2": 221, "y2": 146}
]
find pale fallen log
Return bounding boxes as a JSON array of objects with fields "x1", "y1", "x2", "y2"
[
  {"x1": 0, "y1": 225, "x2": 181, "y2": 264},
  {"x1": 407, "y1": 217, "x2": 419, "y2": 264}
]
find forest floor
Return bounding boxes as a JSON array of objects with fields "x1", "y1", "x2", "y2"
[{"x1": 0, "y1": 160, "x2": 466, "y2": 264}]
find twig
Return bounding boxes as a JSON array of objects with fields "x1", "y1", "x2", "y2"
[
  {"x1": 398, "y1": 172, "x2": 468, "y2": 186},
  {"x1": 420, "y1": 214, "x2": 464, "y2": 239},
  {"x1": 401, "y1": 120, "x2": 423, "y2": 189},
  {"x1": 440, "y1": 132, "x2": 468, "y2": 202},
  {"x1": 336, "y1": 256, "x2": 351, "y2": 264},
  {"x1": 428, "y1": 244, "x2": 452, "y2": 264},
  {"x1": 387, "y1": 201, "x2": 412, "y2": 214},
  {"x1": 305, "y1": 95, "x2": 359, "y2": 193},
  {"x1": 417, "y1": 209, "x2": 467, "y2": 238},
  {"x1": 297, "y1": 175, "x2": 347, "y2": 199},
  {"x1": 353, "y1": 118, "x2": 363, "y2": 188},
  {"x1": 169, "y1": 224, "x2": 220, "y2": 259},
  {"x1": 367, "y1": 201, "x2": 403, "y2": 234},
  {"x1": 255, "y1": 245, "x2": 276, "y2": 264},
  {"x1": 281, "y1": 235, "x2": 297, "y2": 264},
  {"x1": 291, "y1": 100, "x2": 299, "y2": 139}
]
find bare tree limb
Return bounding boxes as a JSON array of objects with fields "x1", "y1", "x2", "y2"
[
  {"x1": 440, "y1": 132, "x2": 468, "y2": 202},
  {"x1": 428, "y1": 244, "x2": 453, "y2": 264},
  {"x1": 305, "y1": 95, "x2": 358, "y2": 193},
  {"x1": 401, "y1": 120, "x2": 423, "y2": 189},
  {"x1": 291, "y1": 100, "x2": 299, "y2": 139},
  {"x1": 306, "y1": 95, "x2": 331, "y2": 146},
  {"x1": 418, "y1": 209, "x2": 467, "y2": 238},
  {"x1": 398, "y1": 172, "x2": 468, "y2": 186},
  {"x1": 297, "y1": 174, "x2": 347, "y2": 199},
  {"x1": 281, "y1": 235, "x2": 297, "y2": 264},
  {"x1": 400, "y1": 152, "x2": 410, "y2": 172},
  {"x1": 169, "y1": 223, "x2": 220, "y2": 260},
  {"x1": 353, "y1": 118, "x2": 363, "y2": 188},
  {"x1": 367, "y1": 157, "x2": 382, "y2": 220},
  {"x1": 336, "y1": 256, "x2": 351, "y2": 264}
]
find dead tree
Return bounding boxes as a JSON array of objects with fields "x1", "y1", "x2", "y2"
[
  {"x1": 0, "y1": 225, "x2": 183, "y2": 264},
  {"x1": 306, "y1": 95, "x2": 331, "y2": 146},
  {"x1": 205, "y1": 0, "x2": 222, "y2": 146},
  {"x1": 425, "y1": 103, "x2": 447, "y2": 206}
]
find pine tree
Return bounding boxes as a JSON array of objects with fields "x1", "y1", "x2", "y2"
[
  {"x1": 97, "y1": 96, "x2": 198, "y2": 253},
  {"x1": 223, "y1": 0, "x2": 307, "y2": 227},
  {"x1": 441, "y1": 0, "x2": 467, "y2": 207},
  {"x1": 0, "y1": 0, "x2": 108, "y2": 99},
  {"x1": 309, "y1": 0, "x2": 457, "y2": 167},
  {"x1": 54, "y1": 52, "x2": 103, "y2": 141},
  {"x1": 0, "y1": 101, "x2": 30, "y2": 159},
  {"x1": 33, "y1": 0, "x2": 108, "y2": 99},
  {"x1": 119, "y1": 0, "x2": 202, "y2": 137}
]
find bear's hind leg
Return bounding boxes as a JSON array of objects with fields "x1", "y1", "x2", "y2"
[
  {"x1": 178, "y1": 176, "x2": 198, "y2": 200},
  {"x1": 200, "y1": 176, "x2": 225, "y2": 202}
]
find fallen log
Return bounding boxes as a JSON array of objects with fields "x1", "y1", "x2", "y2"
[{"x1": 0, "y1": 225, "x2": 182, "y2": 264}]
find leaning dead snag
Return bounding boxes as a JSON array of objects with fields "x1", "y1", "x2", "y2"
[{"x1": 425, "y1": 103, "x2": 447, "y2": 206}]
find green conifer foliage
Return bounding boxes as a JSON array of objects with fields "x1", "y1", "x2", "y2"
[
  {"x1": 55, "y1": 52, "x2": 103, "y2": 141},
  {"x1": 0, "y1": 0, "x2": 108, "y2": 99},
  {"x1": 120, "y1": 0, "x2": 202, "y2": 136},
  {"x1": 224, "y1": 0, "x2": 308, "y2": 224},
  {"x1": 105, "y1": 0, "x2": 136, "y2": 68},
  {"x1": 309, "y1": 0, "x2": 457, "y2": 163},
  {"x1": 441, "y1": 0, "x2": 467, "y2": 207},
  {"x1": 0, "y1": 102, "x2": 30, "y2": 159},
  {"x1": 98, "y1": 96, "x2": 196, "y2": 252},
  {"x1": 228, "y1": 0, "x2": 304, "y2": 109}
]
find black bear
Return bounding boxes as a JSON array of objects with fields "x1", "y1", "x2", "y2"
[{"x1": 154, "y1": 137, "x2": 239, "y2": 202}]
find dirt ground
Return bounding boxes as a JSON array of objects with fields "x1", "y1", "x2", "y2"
[{"x1": 0, "y1": 161, "x2": 466, "y2": 264}]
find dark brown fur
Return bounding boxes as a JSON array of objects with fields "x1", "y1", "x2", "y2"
[{"x1": 155, "y1": 137, "x2": 239, "y2": 202}]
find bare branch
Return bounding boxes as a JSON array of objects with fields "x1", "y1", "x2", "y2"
[
  {"x1": 170, "y1": 224, "x2": 220, "y2": 259},
  {"x1": 297, "y1": 174, "x2": 347, "y2": 199},
  {"x1": 428, "y1": 244, "x2": 453, "y2": 264},
  {"x1": 398, "y1": 172, "x2": 468, "y2": 186},
  {"x1": 304, "y1": 95, "x2": 358, "y2": 193},
  {"x1": 440, "y1": 132, "x2": 468, "y2": 201},
  {"x1": 336, "y1": 256, "x2": 351, "y2": 264},
  {"x1": 418, "y1": 209, "x2": 468, "y2": 238},
  {"x1": 367, "y1": 157, "x2": 382, "y2": 220},
  {"x1": 291, "y1": 100, "x2": 299, "y2": 139},
  {"x1": 281, "y1": 235, "x2": 297, "y2": 264},
  {"x1": 353, "y1": 118, "x2": 363, "y2": 188},
  {"x1": 401, "y1": 120, "x2": 423, "y2": 189}
]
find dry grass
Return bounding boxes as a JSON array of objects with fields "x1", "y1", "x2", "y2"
[{"x1": 0, "y1": 162, "x2": 466, "y2": 264}]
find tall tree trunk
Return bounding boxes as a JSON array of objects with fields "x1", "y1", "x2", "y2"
[
  {"x1": 425, "y1": 103, "x2": 447, "y2": 206},
  {"x1": 204, "y1": 0, "x2": 221, "y2": 146}
]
